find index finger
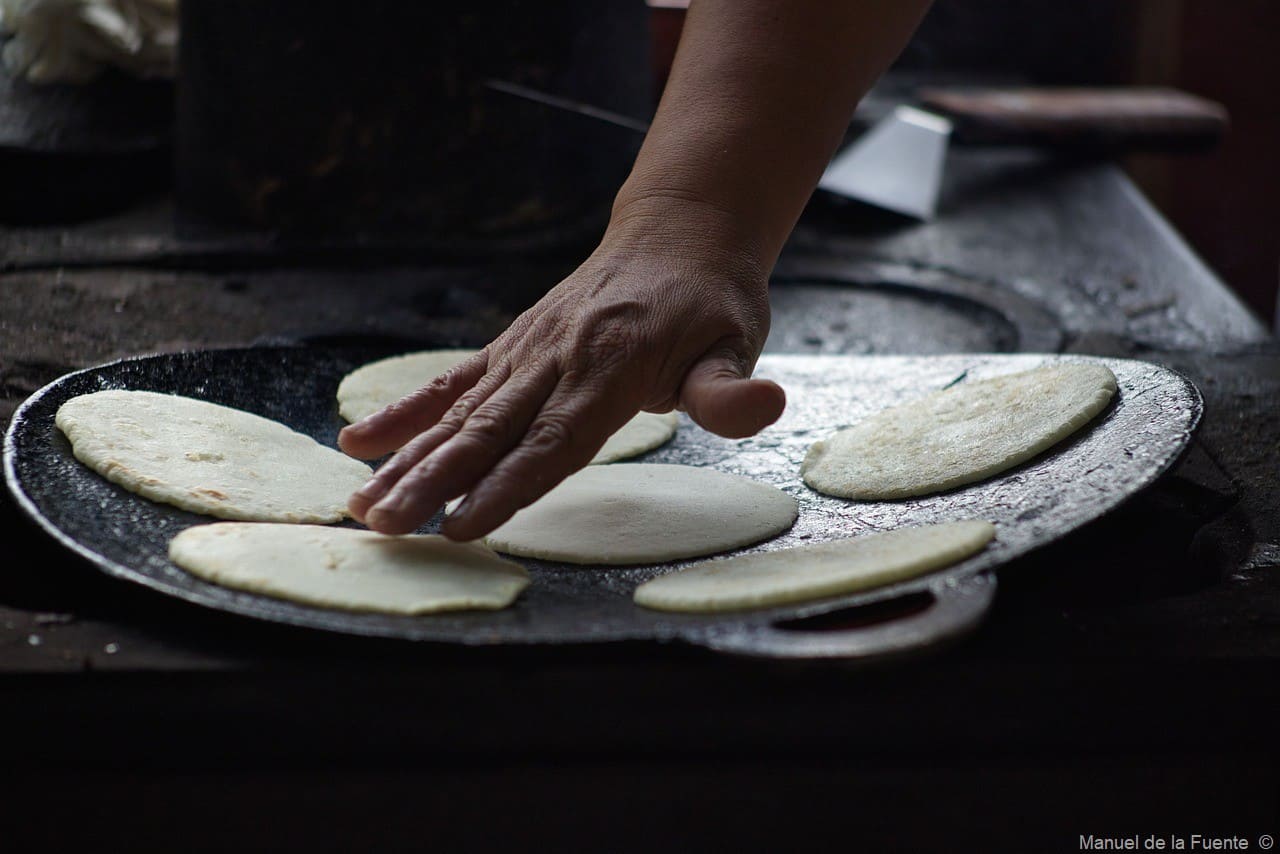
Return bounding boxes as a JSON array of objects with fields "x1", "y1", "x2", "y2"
[{"x1": 338, "y1": 351, "x2": 489, "y2": 460}]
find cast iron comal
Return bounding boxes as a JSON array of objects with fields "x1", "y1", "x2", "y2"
[{"x1": 3, "y1": 347, "x2": 1201, "y2": 660}]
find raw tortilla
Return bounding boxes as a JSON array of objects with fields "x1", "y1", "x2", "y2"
[
  {"x1": 169, "y1": 523, "x2": 529, "y2": 614},
  {"x1": 336, "y1": 349, "x2": 680, "y2": 464},
  {"x1": 634, "y1": 520, "x2": 995, "y2": 613},
  {"x1": 55, "y1": 389, "x2": 372, "y2": 523},
  {"x1": 591, "y1": 410, "x2": 680, "y2": 464},
  {"x1": 461, "y1": 463, "x2": 798, "y2": 565},
  {"x1": 801, "y1": 362, "x2": 1117, "y2": 500},
  {"x1": 336, "y1": 349, "x2": 478, "y2": 424}
]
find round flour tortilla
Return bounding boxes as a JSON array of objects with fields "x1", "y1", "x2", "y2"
[
  {"x1": 55, "y1": 390, "x2": 372, "y2": 523},
  {"x1": 169, "y1": 523, "x2": 529, "y2": 614},
  {"x1": 634, "y1": 520, "x2": 995, "y2": 613},
  {"x1": 336, "y1": 350, "x2": 680, "y2": 464},
  {"x1": 461, "y1": 463, "x2": 798, "y2": 565},
  {"x1": 801, "y1": 362, "x2": 1117, "y2": 500}
]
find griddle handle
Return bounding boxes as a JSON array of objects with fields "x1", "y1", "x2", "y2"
[
  {"x1": 916, "y1": 86, "x2": 1229, "y2": 153},
  {"x1": 694, "y1": 571, "x2": 997, "y2": 661}
]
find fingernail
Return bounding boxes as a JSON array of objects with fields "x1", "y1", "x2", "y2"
[
  {"x1": 442, "y1": 498, "x2": 475, "y2": 536},
  {"x1": 369, "y1": 495, "x2": 402, "y2": 520},
  {"x1": 355, "y1": 477, "x2": 389, "y2": 501},
  {"x1": 447, "y1": 496, "x2": 469, "y2": 520}
]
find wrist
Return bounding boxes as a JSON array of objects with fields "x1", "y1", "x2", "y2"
[{"x1": 600, "y1": 189, "x2": 772, "y2": 288}]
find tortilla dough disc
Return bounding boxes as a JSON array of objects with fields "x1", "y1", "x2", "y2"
[
  {"x1": 634, "y1": 520, "x2": 995, "y2": 613},
  {"x1": 801, "y1": 362, "x2": 1117, "y2": 500},
  {"x1": 336, "y1": 349, "x2": 478, "y2": 424},
  {"x1": 470, "y1": 463, "x2": 798, "y2": 565},
  {"x1": 55, "y1": 390, "x2": 372, "y2": 523},
  {"x1": 169, "y1": 523, "x2": 529, "y2": 614},
  {"x1": 336, "y1": 350, "x2": 680, "y2": 464},
  {"x1": 592, "y1": 410, "x2": 680, "y2": 464}
]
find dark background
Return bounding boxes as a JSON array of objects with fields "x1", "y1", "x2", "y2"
[
  {"x1": 651, "y1": 0, "x2": 1280, "y2": 326},
  {"x1": 907, "y1": 0, "x2": 1280, "y2": 328}
]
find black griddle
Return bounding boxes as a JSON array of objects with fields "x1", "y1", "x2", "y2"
[{"x1": 3, "y1": 347, "x2": 1201, "y2": 660}]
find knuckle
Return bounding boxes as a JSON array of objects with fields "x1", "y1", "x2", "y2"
[
  {"x1": 459, "y1": 407, "x2": 519, "y2": 449},
  {"x1": 523, "y1": 413, "x2": 577, "y2": 455},
  {"x1": 423, "y1": 369, "x2": 459, "y2": 395},
  {"x1": 691, "y1": 280, "x2": 769, "y2": 335},
  {"x1": 644, "y1": 393, "x2": 680, "y2": 412},
  {"x1": 382, "y1": 358, "x2": 483, "y2": 417},
  {"x1": 441, "y1": 380, "x2": 498, "y2": 425},
  {"x1": 387, "y1": 379, "x2": 447, "y2": 416}
]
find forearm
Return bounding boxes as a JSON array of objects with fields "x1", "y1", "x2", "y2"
[
  {"x1": 345, "y1": 0, "x2": 933, "y2": 538},
  {"x1": 611, "y1": 0, "x2": 932, "y2": 268}
]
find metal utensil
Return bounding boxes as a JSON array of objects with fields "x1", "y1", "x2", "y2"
[
  {"x1": 487, "y1": 80, "x2": 1229, "y2": 223},
  {"x1": 819, "y1": 86, "x2": 1229, "y2": 220},
  {"x1": 817, "y1": 104, "x2": 952, "y2": 220},
  {"x1": 484, "y1": 79, "x2": 652, "y2": 134}
]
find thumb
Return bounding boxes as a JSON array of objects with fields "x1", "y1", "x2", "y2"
[{"x1": 678, "y1": 349, "x2": 786, "y2": 439}]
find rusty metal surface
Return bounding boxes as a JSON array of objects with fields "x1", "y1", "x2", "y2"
[{"x1": 4, "y1": 347, "x2": 1200, "y2": 659}]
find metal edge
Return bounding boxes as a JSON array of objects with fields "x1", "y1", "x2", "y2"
[{"x1": 694, "y1": 571, "x2": 997, "y2": 661}]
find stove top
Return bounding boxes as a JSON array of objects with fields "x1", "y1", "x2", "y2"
[{"x1": 1, "y1": 70, "x2": 1277, "y2": 848}]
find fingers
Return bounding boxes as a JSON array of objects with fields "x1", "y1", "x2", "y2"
[
  {"x1": 338, "y1": 352, "x2": 488, "y2": 460},
  {"x1": 440, "y1": 380, "x2": 635, "y2": 542},
  {"x1": 346, "y1": 363, "x2": 513, "y2": 524},
  {"x1": 351, "y1": 345, "x2": 782, "y2": 537},
  {"x1": 357, "y1": 366, "x2": 562, "y2": 535},
  {"x1": 678, "y1": 349, "x2": 785, "y2": 439}
]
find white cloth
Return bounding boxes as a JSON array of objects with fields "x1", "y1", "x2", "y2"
[{"x1": 0, "y1": 0, "x2": 177, "y2": 84}]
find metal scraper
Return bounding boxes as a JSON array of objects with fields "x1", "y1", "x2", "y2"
[
  {"x1": 818, "y1": 86, "x2": 1229, "y2": 221},
  {"x1": 486, "y1": 81, "x2": 1229, "y2": 223},
  {"x1": 817, "y1": 104, "x2": 952, "y2": 220}
]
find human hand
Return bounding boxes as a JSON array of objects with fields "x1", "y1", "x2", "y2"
[{"x1": 338, "y1": 199, "x2": 786, "y2": 540}]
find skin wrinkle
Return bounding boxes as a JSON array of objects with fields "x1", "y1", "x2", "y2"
[
  {"x1": 567, "y1": 305, "x2": 647, "y2": 377},
  {"x1": 607, "y1": 194, "x2": 766, "y2": 269},
  {"x1": 358, "y1": 364, "x2": 550, "y2": 519},
  {"x1": 430, "y1": 364, "x2": 515, "y2": 433},
  {"x1": 448, "y1": 370, "x2": 647, "y2": 531},
  {"x1": 436, "y1": 366, "x2": 561, "y2": 463},
  {"x1": 600, "y1": 205, "x2": 769, "y2": 294},
  {"x1": 443, "y1": 414, "x2": 601, "y2": 539},
  {"x1": 344, "y1": 352, "x2": 489, "y2": 459},
  {"x1": 647, "y1": 267, "x2": 772, "y2": 406}
]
